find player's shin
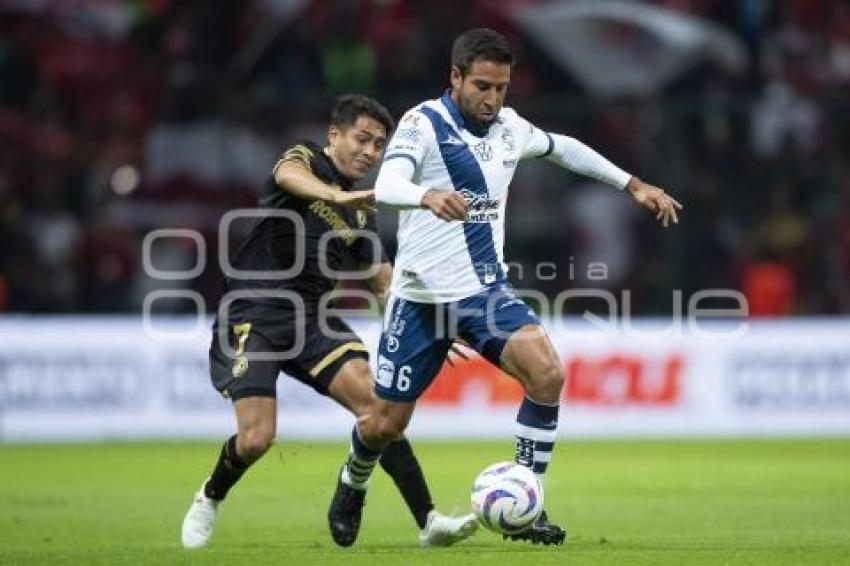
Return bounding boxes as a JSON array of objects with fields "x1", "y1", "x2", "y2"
[
  {"x1": 204, "y1": 435, "x2": 250, "y2": 500},
  {"x1": 379, "y1": 437, "x2": 434, "y2": 529},
  {"x1": 514, "y1": 396, "x2": 559, "y2": 485},
  {"x1": 342, "y1": 425, "x2": 382, "y2": 490}
]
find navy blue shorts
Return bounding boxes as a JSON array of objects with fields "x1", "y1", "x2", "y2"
[{"x1": 375, "y1": 283, "x2": 539, "y2": 402}]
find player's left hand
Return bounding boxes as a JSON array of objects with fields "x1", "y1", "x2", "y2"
[{"x1": 626, "y1": 177, "x2": 682, "y2": 227}]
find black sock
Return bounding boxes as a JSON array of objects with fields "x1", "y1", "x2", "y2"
[
  {"x1": 204, "y1": 435, "x2": 250, "y2": 500},
  {"x1": 379, "y1": 437, "x2": 434, "y2": 529}
]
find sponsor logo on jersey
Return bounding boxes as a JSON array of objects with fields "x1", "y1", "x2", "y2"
[
  {"x1": 459, "y1": 188, "x2": 499, "y2": 223},
  {"x1": 308, "y1": 200, "x2": 358, "y2": 245},
  {"x1": 377, "y1": 355, "x2": 395, "y2": 387},
  {"x1": 502, "y1": 159, "x2": 517, "y2": 168}
]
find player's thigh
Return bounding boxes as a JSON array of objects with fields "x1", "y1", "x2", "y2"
[
  {"x1": 456, "y1": 283, "x2": 541, "y2": 368},
  {"x1": 499, "y1": 324, "x2": 563, "y2": 402},
  {"x1": 456, "y1": 284, "x2": 563, "y2": 401},
  {"x1": 209, "y1": 320, "x2": 282, "y2": 402},
  {"x1": 326, "y1": 357, "x2": 375, "y2": 417},
  {"x1": 375, "y1": 296, "x2": 452, "y2": 403},
  {"x1": 281, "y1": 315, "x2": 370, "y2": 398}
]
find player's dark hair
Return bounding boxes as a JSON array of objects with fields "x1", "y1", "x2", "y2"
[
  {"x1": 451, "y1": 28, "x2": 514, "y2": 76},
  {"x1": 330, "y1": 94, "x2": 395, "y2": 134}
]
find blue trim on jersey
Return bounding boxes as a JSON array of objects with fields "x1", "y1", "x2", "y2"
[
  {"x1": 384, "y1": 153, "x2": 417, "y2": 168},
  {"x1": 540, "y1": 132, "x2": 555, "y2": 158},
  {"x1": 440, "y1": 90, "x2": 490, "y2": 137},
  {"x1": 420, "y1": 105, "x2": 505, "y2": 287}
]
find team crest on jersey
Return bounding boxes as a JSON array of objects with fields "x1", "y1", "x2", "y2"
[
  {"x1": 232, "y1": 357, "x2": 248, "y2": 378},
  {"x1": 473, "y1": 140, "x2": 493, "y2": 161}
]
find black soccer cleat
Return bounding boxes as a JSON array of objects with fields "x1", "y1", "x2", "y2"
[
  {"x1": 504, "y1": 510, "x2": 566, "y2": 546},
  {"x1": 327, "y1": 466, "x2": 367, "y2": 547}
]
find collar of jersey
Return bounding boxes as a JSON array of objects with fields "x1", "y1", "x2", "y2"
[{"x1": 440, "y1": 89, "x2": 491, "y2": 139}]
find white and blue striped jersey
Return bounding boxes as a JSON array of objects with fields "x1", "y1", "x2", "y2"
[{"x1": 380, "y1": 91, "x2": 555, "y2": 303}]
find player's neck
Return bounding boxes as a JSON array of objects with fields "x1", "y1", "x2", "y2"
[
  {"x1": 446, "y1": 89, "x2": 489, "y2": 137},
  {"x1": 323, "y1": 146, "x2": 355, "y2": 187}
]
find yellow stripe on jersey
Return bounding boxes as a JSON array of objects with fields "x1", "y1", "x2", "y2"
[
  {"x1": 309, "y1": 342, "x2": 369, "y2": 378},
  {"x1": 273, "y1": 144, "x2": 315, "y2": 173}
]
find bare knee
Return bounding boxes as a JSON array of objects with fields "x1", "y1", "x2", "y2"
[
  {"x1": 357, "y1": 413, "x2": 406, "y2": 449},
  {"x1": 375, "y1": 418, "x2": 405, "y2": 445},
  {"x1": 502, "y1": 326, "x2": 564, "y2": 404},
  {"x1": 237, "y1": 424, "x2": 275, "y2": 463}
]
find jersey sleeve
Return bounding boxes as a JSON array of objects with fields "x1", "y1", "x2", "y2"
[
  {"x1": 272, "y1": 141, "x2": 318, "y2": 174},
  {"x1": 513, "y1": 112, "x2": 555, "y2": 160},
  {"x1": 352, "y1": 211, "x2": 388, "y2": 267},
  {"x1": 381, "y1": 108, "x2": 436, "y2": 171}
]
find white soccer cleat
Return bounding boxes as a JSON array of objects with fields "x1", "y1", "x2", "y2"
[
  {"x1": 419, "y1": 510, "x2": 479, "y2": 547},
  {"x1": 181, "y1": 482, "x2": 220, "y2": 549}
]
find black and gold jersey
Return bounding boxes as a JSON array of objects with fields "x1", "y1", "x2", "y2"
[{"x1": 223, "y1": 140, "x2": 386, "y2": 311}]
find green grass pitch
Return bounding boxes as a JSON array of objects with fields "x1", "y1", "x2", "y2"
[{"x1": 1, "y1": 439, "x2": 849, "y2": 565}]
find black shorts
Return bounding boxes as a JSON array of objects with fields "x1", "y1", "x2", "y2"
[{"x1": 209, "y1": 312, "x2": 369, "y2": 401}]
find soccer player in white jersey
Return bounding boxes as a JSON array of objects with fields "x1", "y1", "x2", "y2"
[{"x1": 327, "y1": 28, "x2": 682, "y2": 545}]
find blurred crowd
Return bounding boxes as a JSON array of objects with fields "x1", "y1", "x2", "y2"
[{"x1": 1, "y1": 0, "x2": 849, "y2": 315}]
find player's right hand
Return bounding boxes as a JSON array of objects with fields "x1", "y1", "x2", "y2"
[
  {"x1": 334, "y1": 189, "x2": 376, "y2": 210},
  {"x1": 421, "y1": 189, "x2": 467, "y2": 221}
]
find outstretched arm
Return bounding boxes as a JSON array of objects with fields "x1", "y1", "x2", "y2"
[
  {"x1": 542, "y1": 133, "x2": 682, "y2": 226},
  {"x1": 623, "y1": 176, "x2": 682, "y2": 227},
  {"x1": 375, "y1": 108, "x2": 468, "y2": 220},
  {"x1": 375, "y1": 158, "x2": 468, "y2": 221},
  {"x1": 273, "y1": 157, "x2": 374, "y2": 210}
]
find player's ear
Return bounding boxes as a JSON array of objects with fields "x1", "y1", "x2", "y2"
[
  {"x1": 450, "y1": 65, "x2": 463, "y2": 90},
  {"x1": 327, "y1": 124, "x2": 340, "y2": 148}
]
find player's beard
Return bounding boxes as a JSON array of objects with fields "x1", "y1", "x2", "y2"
[
  {"x1": 467, "y1": 113, "x2": 494, "y2": 133},
  {"x1": 460, "y1": 100, "x2": 497, "y2": 134}
]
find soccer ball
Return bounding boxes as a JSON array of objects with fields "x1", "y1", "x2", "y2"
[{"x1": 470, "y1": 461, "x2": 543, "y2": 534}]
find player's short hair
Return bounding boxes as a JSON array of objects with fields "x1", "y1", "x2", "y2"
[
  {"x1": 330, "y1": 94, "x2": 395, "y2": 135},
  {"x1": 451, "y1": 28, "x2": 514, "y2": 76}
]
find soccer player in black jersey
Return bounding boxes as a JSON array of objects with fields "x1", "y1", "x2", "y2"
[{"x1": 181, "y1": 95, "x2": 477, "y2": 548}]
